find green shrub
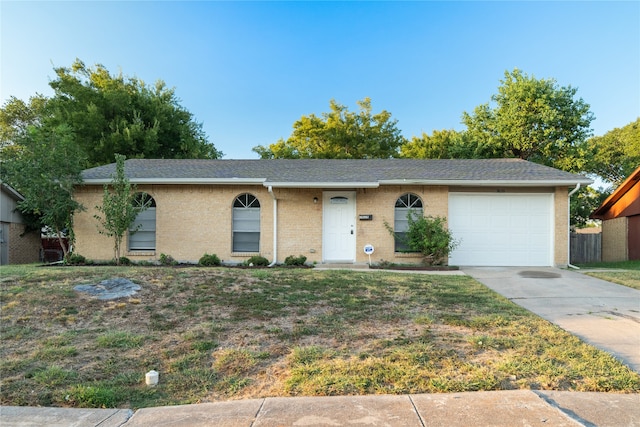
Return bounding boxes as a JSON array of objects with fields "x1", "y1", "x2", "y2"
[
  {"x1": 245, "y1": 255, "x2": 269, "y2": 266},
  {"x1": 159, "y1": 253, "x2": 178, "y2": 266},
  {"x1": 199, "y1": 253, "x2": 221, "y2": 266},
  {"x1": 284, "y1": 255, "x2": 307, "y2": 266},
  {"x1": 385, "y1": 212, "x2": 459, "y2": 265},
  {"x1": 118, "y1": 256, "x2": 131, "y2": 265},
  {"x1": 64, "y1": 253, "x2": 86, "y2": 265}
]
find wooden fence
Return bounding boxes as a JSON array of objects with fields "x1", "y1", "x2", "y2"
[{"x1": 570, "y1": 232, "x2": 601, "y2": 264}]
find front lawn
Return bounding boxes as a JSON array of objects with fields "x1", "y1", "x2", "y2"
[
  {"x1": 1, "y1": 266, "x2": 638, "y2": 409},
  {"x1": 576, "y1": 260, "x2": 640, "y2": 290}
]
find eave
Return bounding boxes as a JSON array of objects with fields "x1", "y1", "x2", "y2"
[{"x1": 591, "y1": 165, "x2": 640, "y2": 219}]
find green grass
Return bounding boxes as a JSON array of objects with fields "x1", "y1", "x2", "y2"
[
  {"x1": 576, "y1": 260, "x2": 640, "y2": 270},
  {"x1": 1, "y1": 265, "x2": 638, "y2": 409},
  {"x1": 574, "y1": 260, "x2": 640, "y2": 290},
  {"x1": 584, "y1": 270, "x2": 640, "y2": 290}
]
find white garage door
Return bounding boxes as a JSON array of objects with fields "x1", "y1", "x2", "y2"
[{"x1": 448, "y1": 193, "x2": 553, "y2": 266}]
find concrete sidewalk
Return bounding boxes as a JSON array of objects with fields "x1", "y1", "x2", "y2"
[
  {"x1": 2, "y1": 391, "x2": 639, "y2": 427},
  {"x1": 463, "y1": 267, "x2": 640, "y2": 373}
]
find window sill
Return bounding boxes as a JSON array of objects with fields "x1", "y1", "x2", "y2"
[
  {"x1": 126, "y1": 251, "x2": 156, "y2": 256},
  {"x1": 231, "y1": 252, "x2": 260, "y2": 257},
  {"x1": 394, "y1": 252, "x2": 422, "y2": 258}
]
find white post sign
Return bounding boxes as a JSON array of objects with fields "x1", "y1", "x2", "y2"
[{"x1": 363, "y1": 244, "x2": 374, "y2": 266}]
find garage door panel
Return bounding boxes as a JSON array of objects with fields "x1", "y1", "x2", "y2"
[{"x1": 449, "y1": 193, "x2": 553, "y2": 266}]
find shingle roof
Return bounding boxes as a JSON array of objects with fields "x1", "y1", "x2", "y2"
[{"x1": 81, "y1": 158, "x2": 592, "y2": 187}]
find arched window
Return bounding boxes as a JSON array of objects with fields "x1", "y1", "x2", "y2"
[
  {"x1": 129, "y1": 193, "x2": 156, "y2": 251},
  {"x1": 233, "y1": 193, "x2": 260, "y2": 252},
  {"x1": 394, "y1": 193, "x2": 423, "y2": 252}
]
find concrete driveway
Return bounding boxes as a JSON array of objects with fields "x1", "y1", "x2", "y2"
[{"x1": 463, "y1": 267, "x2": 640, "y2": 373}]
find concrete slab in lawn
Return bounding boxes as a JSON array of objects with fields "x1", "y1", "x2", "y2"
[{"x1": 463, "y1": 267, "x2": 640, "y2": 372}]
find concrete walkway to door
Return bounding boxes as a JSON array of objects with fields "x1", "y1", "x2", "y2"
[{"x1": 463, "y1": 267, "x2": 640, "y2": 373}]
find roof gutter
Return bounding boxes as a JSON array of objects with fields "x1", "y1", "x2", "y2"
[
  {"x1": 567, "y1": 183, "x2": 581, "y2": 270},
  {"x1": 264, "y1": 182, "x2": 380, "y2": 189},
  {"x1": 81, "y1": 178, "x2": 268, "y2": 185},
  {"x1": 267, "y1": 186, "x2": 278, "y2": 267},
  {"x1": 378, "y1": 179, "x2": 594, "y2": 187}
]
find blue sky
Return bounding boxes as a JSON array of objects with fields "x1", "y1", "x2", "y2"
[{"x1": 2, "y1": 1, "x2": 638, "y2": 159}]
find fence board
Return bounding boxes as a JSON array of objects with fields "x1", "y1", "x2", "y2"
[{"x1": 570, "y1": 232, "x2": 601, "y2": 264}]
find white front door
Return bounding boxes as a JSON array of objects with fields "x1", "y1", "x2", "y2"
[{"x1": 323, "y1": 191, "x2": 356, "y2": 262}]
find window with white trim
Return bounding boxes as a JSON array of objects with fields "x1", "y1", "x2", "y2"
[
  {"x1": 129, "y1": 193, "x2": 156, "y2": 251},
  {"x1": 233, "y1": 193, "x2": 260, "y2": 252},
  {"x1": 394, "y1": 193, "x2": 423, "y2": 252}
]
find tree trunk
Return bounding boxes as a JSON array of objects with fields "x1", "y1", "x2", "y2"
[{"x1": 56, "y1": 229, "x2": 69, "y2": 260}]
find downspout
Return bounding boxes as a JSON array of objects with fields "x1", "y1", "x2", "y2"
[
  {"x1": 567, "y1": 183, "x2": 581, "y2": 269},
  {"x1": 268, "y1": 186, "x2": 278, "y2": 267}
]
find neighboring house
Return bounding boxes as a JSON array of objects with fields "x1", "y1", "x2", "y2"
[
  {"x1": 74, "y1": 158, "x2": 592, "y2": 267},
  {"x1": 591, "y1": 165, "x2": 640, "y2": 262},
  {"x1": 0, "y1": 182, "x2": 40, "y2": 265}
]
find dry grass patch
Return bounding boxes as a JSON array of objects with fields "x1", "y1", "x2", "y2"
[
  {"x1": 584, "y1": 271, "x2": 640, "y2": 290},
  {"x1": 1, "y1": 266, "x2": 638, "y2": 409}
]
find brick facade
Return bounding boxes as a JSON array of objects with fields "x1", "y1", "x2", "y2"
[
  {"x1": 73, "y1": 184, "x2": 570, "y2": 266},
  {"x1": 601, "y1": 217, "x2": 628, "y2": 262},
  {"x1": 7, "y1": 223, "x2": 40, "y2": 264}
]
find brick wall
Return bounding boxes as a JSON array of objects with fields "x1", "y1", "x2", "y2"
[
  {"x1": 73, "y1": 184, "x2": 569, "y2": 266},
  {"x1": 74, "y1": 184, "x2": 449, "y2": 264},
  {"x1": 554, "y1": 187, "x2": 569, "y2": 267},
  {"x1": 601, "y1": 217, "x2": 628, "y2": 262},
  {"x1": 353, "y1": 186, "x2": 448, "y2": 264},
  {"x1": 8, "y1": 223, "x2": 40, "y2": 264}
]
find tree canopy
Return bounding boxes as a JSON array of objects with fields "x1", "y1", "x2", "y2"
[
  {"x1": 46, "y1": 59, "x2": 221, "y2": 166},
  {"x1": 461, "y1": 69, "x2": 594, "y2": 172},
  {"x1": 399, "y1": 129, "x2": 473, "y2": 159},
  {"x1": 253, "y1": 98, "x2": 406, "y2": 159},
  {"x1": 585, "y1": 118, "x2": 640, "y2": 186},
  {"x1": 0, "y1": 124, "x2": 85, "y2": 257},
  {"x1": 1, "y1": 59, "x2": 222, "y2": 168},
  {"x1": 0, "y1": 95, "x2": 49, "y2": 149}
]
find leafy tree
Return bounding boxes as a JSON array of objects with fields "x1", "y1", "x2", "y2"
[
  {"x1": 94, "y1": 154, "x2": 150, "y2": 264},
  {"x1": 462, "y1": 69, "x2": 594, "y2": 172},
  {"x1": 0, "y1": 95, "x2": 49, "y2": 149},
  {"x1": 570, "y1": 186, "x2": 610, "y2": 229},
  {"x1": 0, "y1": 124, "x2": 85, "y2": 259},
  {"x1": 49, "y1": 59, "x2": 222, "y2": 166},
  {"x1": 585, "y1": 118, "x2": 640, "y2": 186},
  {"x1": 400, "y1": 129, "x2": 475, "y2": 159},
  {"x1": 253, "y1": 98, "x2": 406, "y2": 159},
  {"x1": 1, "y1": 59, "x2": 222, "y2": 167}
]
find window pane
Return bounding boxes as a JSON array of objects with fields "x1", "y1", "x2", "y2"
[
  {"x1": 395, "y1": 232, "x2": 411, "y2": 252},
  {"x1": 129, "y1": 207, "x2": 156, "y2": 251},
  {"x1": 130, "y1": 231, "x2": 156, "y2": 251},
  {"x1": 394, "y1": 194, "x2": 422, "y2": 253},
  {"x1": 233, "y1": 232, "x2": 260, "y2": 252},
  {"x1": 233, "y1": 208, "x2": 260, "y2": 231},
  {"x1": 232, "y1": 194, "x2": 260, "y2": 252}
]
